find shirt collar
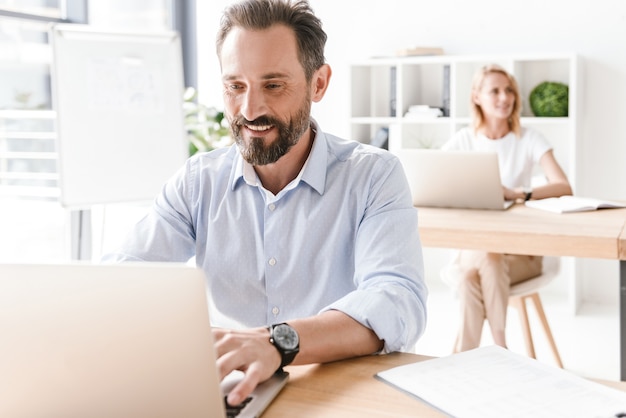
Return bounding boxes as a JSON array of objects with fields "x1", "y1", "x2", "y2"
[{"x1": 230, "y1": 118, "x2": 327, "y2": 195}]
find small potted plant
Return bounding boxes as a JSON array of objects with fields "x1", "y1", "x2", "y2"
[
  {"x1": 183, "y1": 87, "x2": 232, "y2": 155},
  {"x1": 529, "y1": 81, "x2": 569, "y2": 117}
]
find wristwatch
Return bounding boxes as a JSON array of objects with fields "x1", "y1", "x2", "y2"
[
  {"x1": 268, "y1": 322, "x2": 300, "y2": 370},
  {"x1": 524, "y1": 187, "x2": 533, "y2": 201}
]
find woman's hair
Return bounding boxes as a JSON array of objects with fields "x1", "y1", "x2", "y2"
[
  {"x1": 216, "y1": 0, "x2": 327, "y2": 81},
  {"x1": 470, "y1": 64, "x2": 522, "y2": 137}
]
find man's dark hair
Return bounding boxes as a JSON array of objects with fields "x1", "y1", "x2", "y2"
[{"x1": 216, "y1": 0, "x2": 327, "y2": 81}]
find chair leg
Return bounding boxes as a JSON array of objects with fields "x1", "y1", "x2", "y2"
[
  {"x1": 529, "y1": 293, "x2": 564, "y2": 368},
  {"x1": 510, "y1": 295, "x2": 536, "y2": 359}
]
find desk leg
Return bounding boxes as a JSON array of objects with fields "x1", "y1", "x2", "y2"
[
  {"x1": 68, "y1": 209, "x2": 92, "y2": 261},
  {"x1": 622, "y1": 260, "x2": 626, "y2": 381}
]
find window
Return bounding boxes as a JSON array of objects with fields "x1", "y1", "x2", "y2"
[
  {"x1": 0, "y1": 0, "x2": 189, "y2": 263},
  {"x1": 0, "y1": 0, "x2": 187, "y2": 200},
  {"x1": 0, "y1": 4, "x2": 63, "y2": 198}
]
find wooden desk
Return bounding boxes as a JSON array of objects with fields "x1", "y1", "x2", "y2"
[
  {"x1": 416, "y1": 203, "x2": 626, "y2": 379},
  {"x1": 265, "y1": 352, "x2": 626, "y2": 417},
  {"x1": 417, "y1": 203, "x2": 626, "y2": 259}
]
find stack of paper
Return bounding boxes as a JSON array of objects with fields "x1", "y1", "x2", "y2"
[
  {"x1": 404, "y1": 105, "x2": 443, "y2": 119},
  {"x1": 376, "y1": 346, "x2": 626, "y2": 418}
]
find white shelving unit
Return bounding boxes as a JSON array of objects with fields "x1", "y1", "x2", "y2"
[
  {"x1": 350, "y1": 53, "x2": 585, "y2": 312},
  {"x1": 350, "y1": 53, "x2": 581, "y2": 188}
]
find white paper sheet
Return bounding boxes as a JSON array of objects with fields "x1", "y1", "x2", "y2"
[
  {"x1": 525, "y1": 196, "x2": 626, "y2": 213},
  {"x1": 376, "y1": 346, "x2": 626, "y2": 418}
]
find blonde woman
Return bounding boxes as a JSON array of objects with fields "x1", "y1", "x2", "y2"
[{"x1": 442, "y1": 64, "x2": 572, "y2": 352}]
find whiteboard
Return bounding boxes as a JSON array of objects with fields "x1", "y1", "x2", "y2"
[{"x1": 50, "y1": 24, "x2": 188, "y2": 208}]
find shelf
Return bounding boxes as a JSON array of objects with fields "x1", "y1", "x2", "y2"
[
  {"x1": 398, "y1": 117, "x2": 451, "y2": 125},
  {"x1": 520, "y1": 116, "x2": 570, "y2": 124},
  {"x1": 350, "y1": 53, "x2": 578, "y2": 160}
]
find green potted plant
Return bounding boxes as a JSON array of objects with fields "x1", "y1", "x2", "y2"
[
  {"x1": 183, "y1": 87, "x2": 232, "y2": 155},
  {"x1": 529, "y1": 81, "x2": 569, "y2": 117}
]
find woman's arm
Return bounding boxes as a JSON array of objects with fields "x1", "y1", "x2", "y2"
[{"x1": 505, "y1": 150, "x2": 573, "y2": 201}]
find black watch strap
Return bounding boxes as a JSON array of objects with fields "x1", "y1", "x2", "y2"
[
  {"x1": 278, "y1": 348, "x2": 298, "y2": 368},
  {"x1": 269, "y1": 323, "x2": 300, "y2": 370},
  {"x1": 524, "y1": 190, "x2": 533, "y2": 201}
]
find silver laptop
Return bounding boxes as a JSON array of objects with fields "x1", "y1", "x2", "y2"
[
  {"x1": 0, "y1": 262, "x2": 287, "y2": 418},
  {"x1": 394, "y1": 149, "x2": 514, "y2": 210}
]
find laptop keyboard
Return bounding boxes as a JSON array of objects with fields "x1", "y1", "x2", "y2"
[{"x1": 224, "y1": 396, "x2": 253, "y2": 417}]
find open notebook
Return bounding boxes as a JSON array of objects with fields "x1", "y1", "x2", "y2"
[
  {"x1": 393, "y1": 149, "x2": 514, "y2": 210},
  {"x1": 0, "y1": 262, "x2": 287, "y2": 418},
  {"x1": 525, "y1": 195, "x2": 626, "y2": 213}
]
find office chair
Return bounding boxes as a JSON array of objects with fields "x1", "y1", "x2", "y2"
[{"x1": 440, "y1": 256, "x2": 564, "y2": 368}]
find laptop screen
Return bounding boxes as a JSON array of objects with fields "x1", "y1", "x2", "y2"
[
  {"x1": 393, "y1": 149, "x2": 512, "y2": 210},
  {"x1": 0, "y1": 262, "x2": 224, "y2": 417}
]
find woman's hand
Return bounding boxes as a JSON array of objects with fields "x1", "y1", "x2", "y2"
[{"x1": 503, "y1": 186, "x2": 525, "y2": 202}]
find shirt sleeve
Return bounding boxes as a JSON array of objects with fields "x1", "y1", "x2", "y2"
[
  {"x1": 525, "y1": 127, "x2": 553, "y2": 163},
  {"x1": 102, "y1": 159, "x2": 197, "y2": 263},
  {"x1": 322, "y1": 154, "x2": 428, "y2": 353}
]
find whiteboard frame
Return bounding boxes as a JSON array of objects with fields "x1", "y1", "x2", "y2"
[{"x1": 50, "y1": 24, "x2": 188, "y2": 208}]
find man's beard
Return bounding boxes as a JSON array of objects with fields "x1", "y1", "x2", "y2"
[{"x1": 231, "y1": 100, "x2": 311, "y2": 166}]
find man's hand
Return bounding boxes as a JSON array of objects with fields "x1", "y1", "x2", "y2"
[
  {"x1": 212, "y1": 311, "x2": 383, "y2": 406},
  {"x1": 212, "y1": 327, "x2": 281, "y2": 406}
]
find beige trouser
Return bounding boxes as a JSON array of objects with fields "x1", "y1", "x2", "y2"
[{"x1": 454, "y1": 251, "x2": 543, "y2": 352}]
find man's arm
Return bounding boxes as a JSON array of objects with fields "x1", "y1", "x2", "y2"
[
  {"x1": 290, "y1": 309, "x2": 384, "y2": 363},
  {"x1": 214, "y1": 309, "x2": 381, "y2": 406}
]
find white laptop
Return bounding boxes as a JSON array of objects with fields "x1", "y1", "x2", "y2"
[
  {"x1": 0, "y1": 262, "x2": 287, "y2": 418},
  {"x1": 394, "y1": 149, "x2": 514, "y2": 210}
]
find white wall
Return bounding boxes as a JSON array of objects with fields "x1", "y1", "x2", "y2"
[{"x1": 198, "y1": 0, "x2": 626, "y2": 306}]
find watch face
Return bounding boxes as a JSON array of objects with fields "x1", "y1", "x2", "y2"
[{"x1": 274, "y1": 324, "x2": 299, "y2": 350}]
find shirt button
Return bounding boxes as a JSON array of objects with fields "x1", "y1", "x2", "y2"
[
  {"x1": 268, "y1": 257, "x2": 276, "y2": 266},
  {"x1": 268, "y1": 203, "x2": 276, "y2": 211},
  {"x1": 272, "y1": 306, "x2": 280, "y2": 316}
]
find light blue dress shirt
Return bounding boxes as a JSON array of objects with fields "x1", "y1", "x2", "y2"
[{"x1": 105, "y1": 120, "x2": 427, "y2": 353}]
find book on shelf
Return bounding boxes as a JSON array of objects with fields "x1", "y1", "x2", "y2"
[
  {"x1": 442, "y1": 64, "x2": 450, "y2": 117},
  {"x1": 525, "y1": 195, "x2": 626, "y2": 213},
  {"x1": 395, "y1": 46, "x2": 444, "y2": 57}
]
